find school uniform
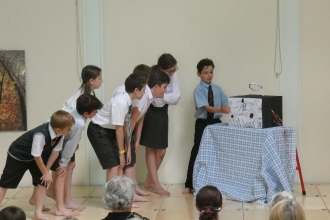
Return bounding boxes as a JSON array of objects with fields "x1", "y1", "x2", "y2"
[
  {"x1": 62, "y1": 89, "x2": 83, "y2": 112},
  {"x1": 184, "y1": 80, "x2": 228, "y2": 190},
  {"x1": 140, "y1": 72, "x2": 180, "y2": 149},
  {"x1": 0, "y1": 123, "x2": 63, "y2": 188},
  {"x1": 50, "y1": 109, "x2": 86, "y2": 170},
  {"x1": 112, "y1": 85, "x2": 155, "y2": 166},
  {"x1": 87, "y1": 92, "x2": 131, "y2": 169}
]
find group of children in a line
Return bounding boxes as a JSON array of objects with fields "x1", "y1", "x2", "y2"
[{"x1": 0, "y1": 54, "x2": 233, "y2": 219}]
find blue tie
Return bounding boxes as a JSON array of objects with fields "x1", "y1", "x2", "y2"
[{"x1": 127, "y1": 105, "x2": 132, "y2": 141}]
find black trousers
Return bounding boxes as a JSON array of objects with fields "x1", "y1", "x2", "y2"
[{"x1": 184, "y1": 118, "x2": 221, "y2": 189}]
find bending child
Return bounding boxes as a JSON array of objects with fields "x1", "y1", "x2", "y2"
[{"x1": 0, "y1": 110, "x2": 74, "y2": 220}]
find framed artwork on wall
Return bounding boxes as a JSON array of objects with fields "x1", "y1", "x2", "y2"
[{"x1": 0, "y1": 50, "x2": 27, "y2": 131}]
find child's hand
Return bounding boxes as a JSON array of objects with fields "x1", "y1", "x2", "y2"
[
  {"x1": 126, "y1": 149, "x2": 131, "y2": 165},
  {"x1": 56, "y1": 166, "x2": 67, "y2": 177},
  {"x1": 40, "y1": 172, "x2": 52, "y2": 187},
  {"x1": 222, "y1": 106, "x2": 230, "y2": 114},
  {"x1": 76, "y1": 144, "x2": 80, "y2": 151}
]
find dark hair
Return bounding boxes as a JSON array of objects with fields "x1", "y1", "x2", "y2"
[
  {"x1": 0, "y1": 206, "x2": 26, "y2": 220},
  {"x1": 125, "y1": 73, "x2": 147, "y2": 93},
  {"x1": 196, "y1": 186, "x2": 223, "y2": 220},
  {"x1": 80, "y1": 65, "x2": 102, "y2": 95},
  {"x1": 147, "y1": 69, "x2": 170, "y2": 88},
  {"x1": 154, "y1": 53, "x2": 177, "y2": 70},
  {"x1": 133, "y1": 64, "x2": 151, "y2": 82},
  {"x1": 76, "y1": 94, "x2": 103, "y2": 115},
  {"x1": 197, "y1": 58, "x2": 215, "y2": 73}
]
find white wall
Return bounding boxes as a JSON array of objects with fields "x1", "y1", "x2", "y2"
[
  {"x1": 300, "y1": 1, "x2": 330, "y2": 183},
  {"x1": 102, "y1": 0, "x2": 280, "y2": 184}
]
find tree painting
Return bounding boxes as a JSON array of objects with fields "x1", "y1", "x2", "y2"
[{"x1": 0, "y1": 50, "x2": 26, "y2": 131}]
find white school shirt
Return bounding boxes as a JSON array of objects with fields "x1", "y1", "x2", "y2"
[
  {"x1": 92, "y1": 92, "x2": 132, "y2": 129},
  {"x1": 131, "y1": 86, "x2": 155, "y2": 121},
  {"x1": 152, "y1": 72, "x2": 180, "y2": 107},
  {"x1": 59, "y1": 109, "x2": 86, "y2": 167},
  {"x1": 62, "y1": 89, "x2": 83, "y2": 112},
  {"x1": 30, "y1": 124, "x2": 63, "y2": 157}
]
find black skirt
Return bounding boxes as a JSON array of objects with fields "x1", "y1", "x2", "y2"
[{"x1": 140, "y1": 104, "x2": 168, "y2": 149}]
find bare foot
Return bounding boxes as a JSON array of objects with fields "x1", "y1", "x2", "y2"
[
  {"x1": 182, "y1": 188, "x2": 192, "y2": 194},
  {"x1": 132, "y1": 203, "x2": 140, "y2": 208},
  {"x1": 65, "y1": 201, "x2": 86, "y2": 210},
  {"x1": 29, "y1": 198, "x2": 51, "y2": 211},
  {"x1": 152, "y1": 186, "x2": 170, "y2": 196},
  {"x1": 135, "y1": 187, "x2": 150, "y2": 196},
  {"x1": 34, "y1": 212, "x2": 51, "y2": 220},
  {"x1": 55, "y1": 208, "x2": 80, "y2": 217},
  {"x1": 46, "y1": 190, "x2": 56, "y2": 201},
  {"x1": 133, "y1": 193, "x2": 149, "y2": 202}
]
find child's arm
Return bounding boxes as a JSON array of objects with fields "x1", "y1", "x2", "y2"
[
  {"x1": 123, "y1": 120, "x2": 131, "y2": 165},
  {"x1": 59, "y1": 125, "x2": 83, "y2": 168},
  {"x1": 205, "y1": 105, "x2": 230, "y2": 114},
  {"x1": 130, "y1": 106, "x2": 140, "y2": 132},
  {"x1": 153, "y1": 73, "x2": 181, "y2": 106},
  {"x1": 115, "y1": 125, "x2": 126, "y2": 169},
  {"x1": 134, "y1": 114, "x2": 145, "y2": 152},
  {"x1": 34, "y1": 156, "x2": 52, "y2": 186}
]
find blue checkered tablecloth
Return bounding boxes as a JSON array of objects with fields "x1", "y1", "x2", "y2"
[{"x1": 193, "y1": 124, "x2": 296, "y2": 204}]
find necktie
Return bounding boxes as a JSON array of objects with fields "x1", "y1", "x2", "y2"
[
  {"x1": 51, "y1": 136, "x2": 60, "y2": 146},
  {"x1": 207, "y1": 84, "x2": 214, "y2": 124},
  {"x1": 127, "y1": 105, "x2": 133, "y2": 142}
]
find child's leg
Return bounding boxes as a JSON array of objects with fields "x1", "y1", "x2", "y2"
[
  {"x1": 33, "y1": 185, "x2": 51, "y2": 220},
  {"x1": 131, "y1": 165, "x2": 149, "y2": 196},
  {"x1": 29, "y1": 186, "x2": 51, "y2": 211},
  {"x1": 125, "y1": 167, "x2": 149, "y2": 202},
  {"x1": 106, "y1": 166, "x2": 120, "y2": 182},
  {"x1": 63, "y1": 161, "x2": 85, "y2": 210},
  {"x1": 145, "y1": 147, "x2": 169, "y2": 196},
  {"x1": 54, "y1": 171, "x2": 80, "y2": 217},
  {"x1": 45, "y1": 172, "x2": 57, "y2": 200},
  {"x1": 0, "y1": 187, "x2": 8, "y2": 206},
  {"x1": 183, "y1": 119, "x2": 206, "y2": 194}
]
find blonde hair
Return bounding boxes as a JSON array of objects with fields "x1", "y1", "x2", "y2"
[
  {"x1": 50, "y1": 110, "x2": 75, "y2": 129},
  {"x1": 269, "y1": 200, "x2": 306, "y2": 220}
]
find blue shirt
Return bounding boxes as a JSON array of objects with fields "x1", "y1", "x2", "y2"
[{"x1": 194, "y1": 80, "x2": 228, "y2": 119}]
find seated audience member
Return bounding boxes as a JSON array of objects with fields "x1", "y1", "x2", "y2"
[
  {"x1": 269, "y1": 191, "x2": 296, "y2": 211},
  {"x1": 195, "y1": 185, "x2": 223, "y2": 220},
  {"x1": 269, "y1": 199, "x2": 306, "y2": 220},
  {"x1": 103, "y1": 176, "x2": 149, "y2": 220},
  {"x1": 0, "y1": 206, "x2": 26, "y2": 220}
]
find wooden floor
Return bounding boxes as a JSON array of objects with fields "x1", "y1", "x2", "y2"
[{"x1": 1, "y1": 184, "x2": 330, "y2": 220}]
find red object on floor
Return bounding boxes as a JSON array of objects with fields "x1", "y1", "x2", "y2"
[{"x1": 296, "y1": 149, "x2": 306, "y2": 195}]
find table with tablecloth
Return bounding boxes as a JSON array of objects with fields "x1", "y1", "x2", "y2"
[{"x1": 193, "y1": 124, "x2": 296, "y2": 204}]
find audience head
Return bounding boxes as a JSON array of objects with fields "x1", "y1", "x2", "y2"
[
  {"x1": 269, "y1": 191, "x2": 296, "y2": 211},
  {"x1": 0, "y1": 206, "x2": 26, "y2": 220},
  {"x1": 80, "y1": 65, "x2": 103, "y2": 94},
  {"x1": 195, "y1": 185, "x2": 223, "y2": 220},
  {"x1": 269, "y1": 199, "x2": 305, "y2": 220},
  {"x1": 103, "y1": 176, "x2": 137, "y2": 211}
]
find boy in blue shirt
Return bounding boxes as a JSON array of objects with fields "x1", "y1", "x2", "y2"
[
  {"x1": 0, "y1": 110, "x2": 75, "y2": 220},
  {"x1": 183, "y1": 58, "x2": 231, "y2": 194}
]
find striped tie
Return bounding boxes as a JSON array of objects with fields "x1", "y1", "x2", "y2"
[{"x1": 127, "y1": 105, "x2": 133, "y2": 141}]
